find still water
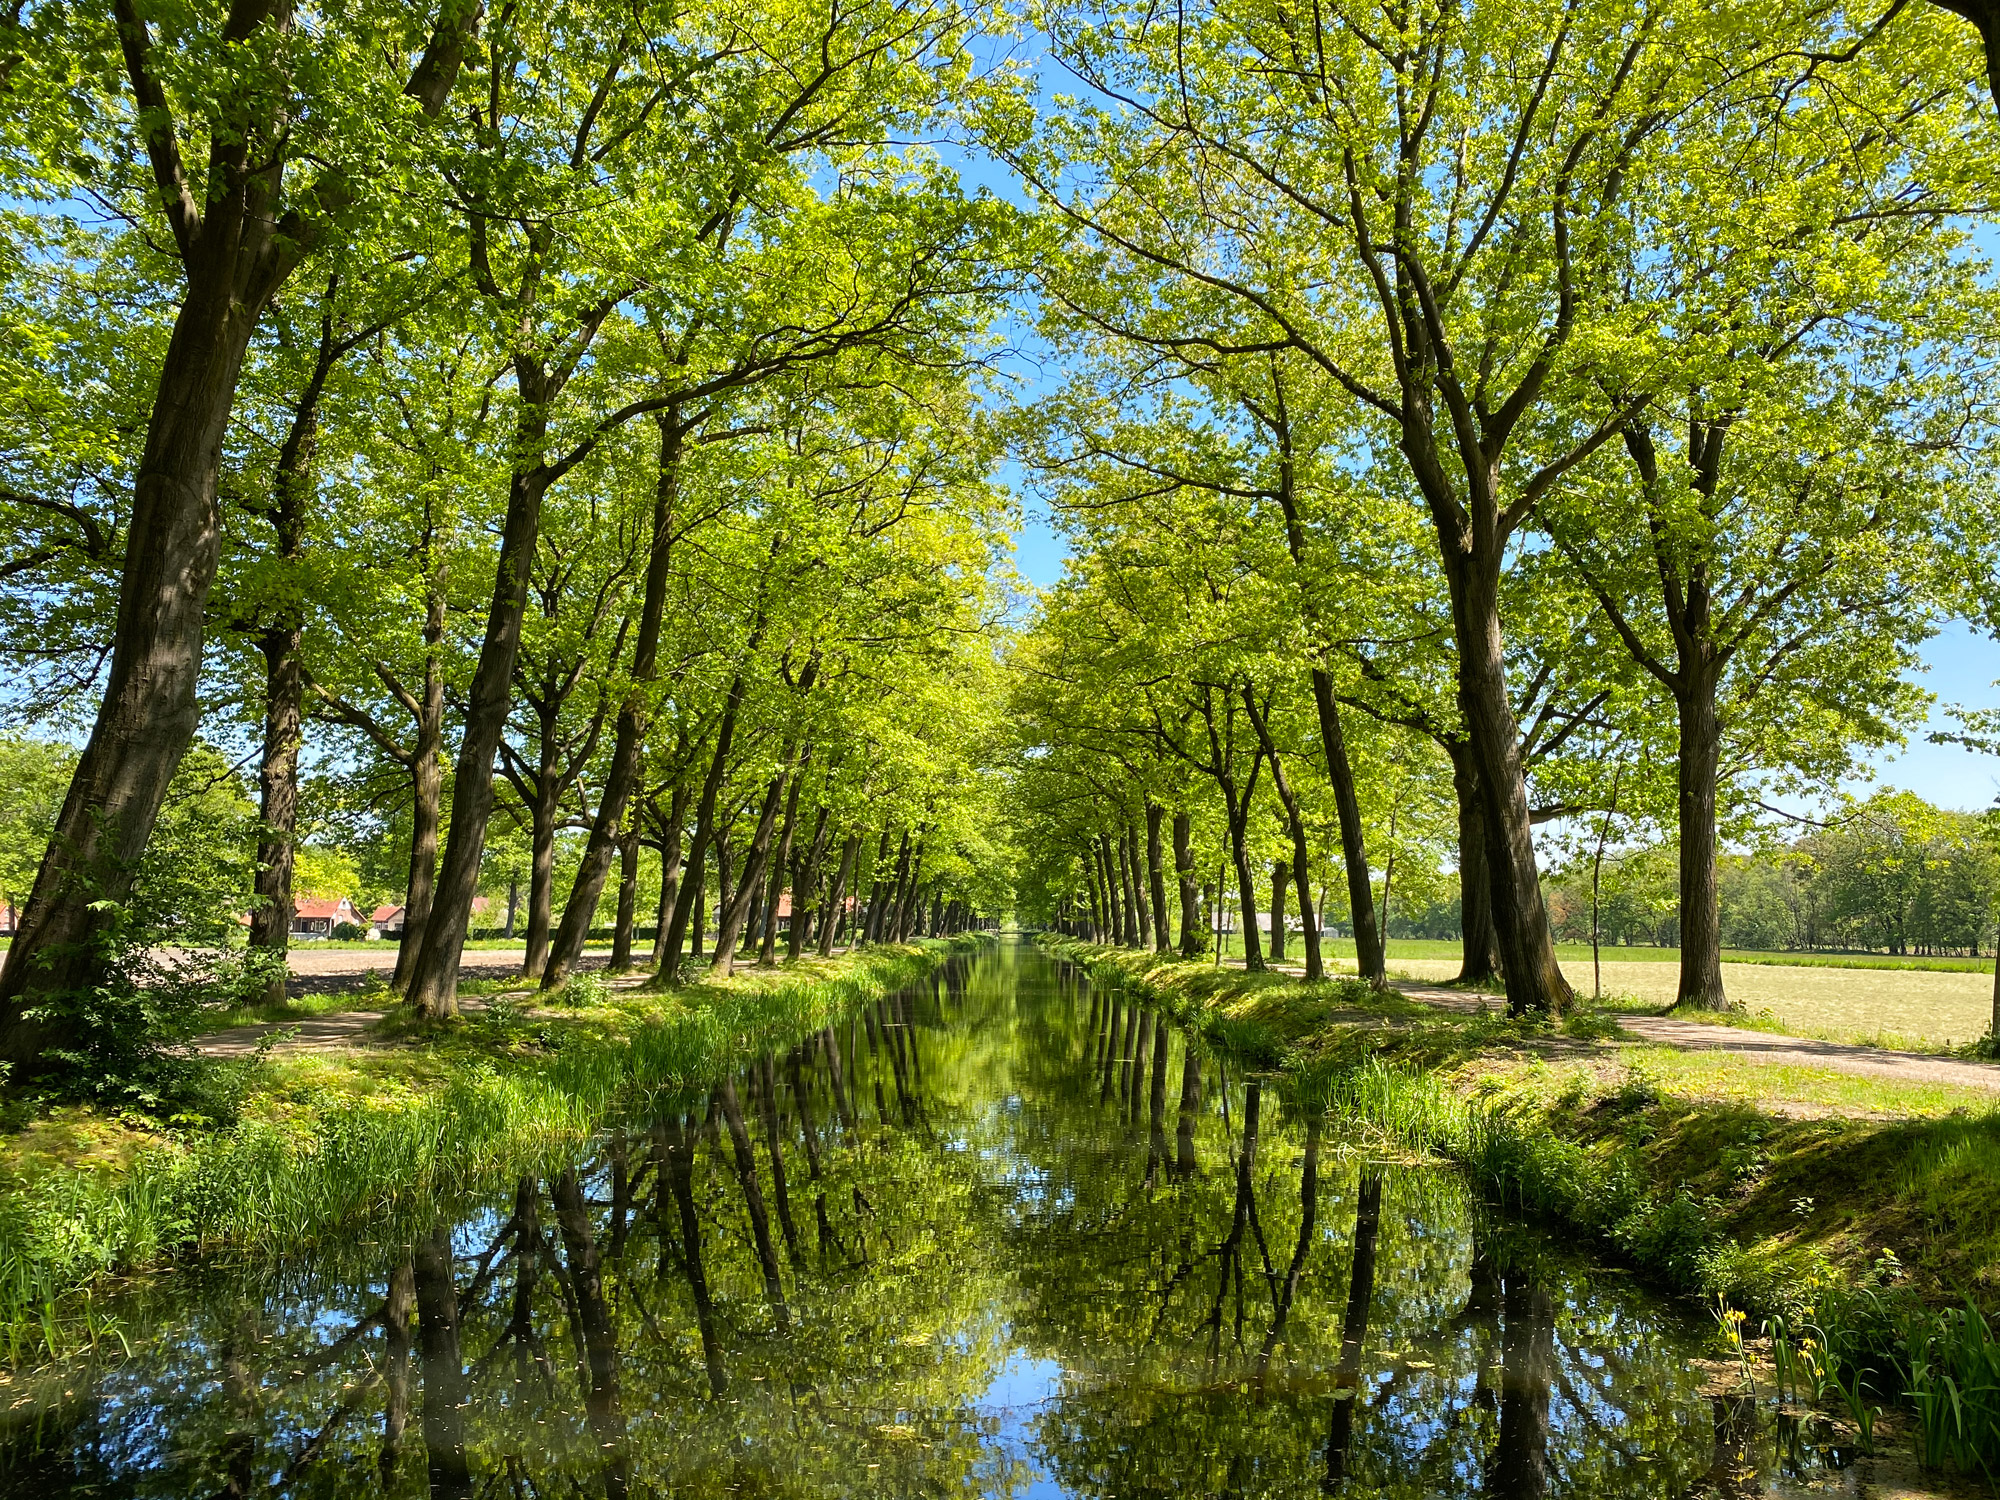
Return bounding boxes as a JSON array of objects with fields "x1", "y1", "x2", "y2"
[{"x1": 0, "y1": 941, "x2": 1950, "y2": 1496}]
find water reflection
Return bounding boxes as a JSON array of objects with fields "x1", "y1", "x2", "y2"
[{"x1": 0, "y1": 942, "x2": 1947, "y2": 1497}]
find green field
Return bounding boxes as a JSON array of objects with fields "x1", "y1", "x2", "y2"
[
  {"x1": 1322, "y1": 936, "x2": 1993, "y2": 975},
  {"x1": 1201, "y1": 931, "x2": 1998, "y2": 1046}
]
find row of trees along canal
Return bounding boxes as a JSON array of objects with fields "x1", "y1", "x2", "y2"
[
  {"x1": 10, "y1": 0, "x2": 2000, "y2": 1081},
  {"x1": 999, "y1": 0, "x2": 2000, "y2": 1016},
  {"x1": 0, "y1": 0, "x2": 1018, "y2": 1079}
]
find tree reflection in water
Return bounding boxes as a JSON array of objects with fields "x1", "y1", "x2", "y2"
[{"x1": 0, "y1": 945, "x2": 1902, "y2": 1498}]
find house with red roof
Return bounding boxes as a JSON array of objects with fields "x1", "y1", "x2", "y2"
[
  {"x1": 371, "y1": 904, "x2": 405, "y2": 939},
  {"x1": 291, "y1": 896, "x2": 362, "y2": 939}
]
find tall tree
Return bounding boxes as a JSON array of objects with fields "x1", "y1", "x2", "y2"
[{"x1": 0, "y1": 0, "x2": 479, "y2": 1062}]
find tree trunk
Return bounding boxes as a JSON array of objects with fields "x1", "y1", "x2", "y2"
[
  {"x1": 710, "y1": 771, "x2": 787, "y2": 977},
  {"x1": 1239, "y1": 685, "x2": 1325, "y2": 981},
  {"x1": 819, "y1": 834, "x2": 858, "y2": 957},
  {"x1": 1094, "y1": 836, "x2": 1118, "y2": 944},
  {"x1": 1114, "y1": 831, "x2": 1137, "y2": 947},
  {"x1": 523, "y1": 762, "x2": 560, "y2": 981},
  {"x1": 248, "y1": 622, "x2": 304, "y2": 1006},
  {"x1": 1453, "y1": 562, "x2": 1572, "y2": 1014},
  {"x1": 1270, "y1": 858, "x2": 1288, "y2": 962},
  {"x1": 1674, "y1": 680, "x2": 1731, "y2": 1010},
  {"x1": 661, "y1": 660, "x2": 754, "y2": 966},
  {"x1": 1312, "y1": 670, "x2": 1385, "y2": 988},
  {"x1": 1991, "y1": 921, "x2": 2000, "y2": 1043},
  {"x1": 405, "y1": 438, "x2": 555, "y2": 1019},
  {"x1": 1214, "y1": 761, "x2": 1264, "y2": 972},
  {"x1": 0, "y1": 1, "x2": 477, "y2": 1057},
  {"x1": 894, "y1": 842, "x2": 926, "y2": 942},
  {"x1": 1145, "y1": 802, "x2": 1172, "y2": 952},
  {"x1": 1448, "y1": 740, "x2": 1501, "y2": 987},
  {"x1": 246, "y1": 294, "x2": 353, "y2": 1008},
  {"x1": 860, "y1": 825, "x2": 891, "y2": 943},
  {"x1": 789, "y1": 806, "x2": 830, "y2": 959},
  {"x1": 1128, "y1": 828, "x2": 1160, "y2": 944},
  {"x1": 610, "y1": 824, "x2": 641, "y2": 972},
  {"x1": 1229, "y1": 825, "x2": 1264, "y2": 972},
  {"x1": 648, "y1": 785, "x2": 689, "y2": 970},
  {"x1": 689, "y1": 849, "x2": 707, "y2": 957},
  {"x1": 1173, "y1": 811, "x2": 1201, "y2": 957},
  {"x1": 881, "y1": 832, "x2": 913, "y2": 945},
  {"x1": 542, "y1": 414, "x2": 683, "y2": 989},
  {"x1": 0, "y1": 276, "x2": 266, "y2": 1056},
  {"x1": 760, "y1": 758, "x2": 805, "y2": 967}
]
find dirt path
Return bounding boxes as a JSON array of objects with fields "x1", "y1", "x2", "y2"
[
  {"x1": 197, "y1": 948, "x2": 619, "y2": 1059},
  {"x1": 1392, "y1": 980, "x2": 2000, "y2": 1093}
]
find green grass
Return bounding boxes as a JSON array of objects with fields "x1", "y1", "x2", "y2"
[
  {"x1": 1042, "y1": 934, "x2": 2000, "y2": 1297},
  {"x1": 0, "y1": 937, "x2": 982, "y2": 1361}
]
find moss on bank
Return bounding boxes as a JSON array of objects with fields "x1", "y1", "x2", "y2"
[{"x1": 0, "y1": 939, "x2": 980, "y2": 1360}]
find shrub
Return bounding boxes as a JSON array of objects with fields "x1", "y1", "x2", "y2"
[
  {"x1": 553, "y1": 970, "x2": 611, "y2": 1008},
  {"x1": 332, "y1": 921, "x2": 365, "y2": 941},
  {"x1": 24, "y1": 944, "x2": 285, "y2": 1123}
]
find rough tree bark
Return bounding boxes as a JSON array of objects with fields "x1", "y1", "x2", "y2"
[
  {"x1": 660, "y1": 652, "x2": 756, "y2": 966},
  {"x1": 610, "y1": 824, "x2": 641, "y2": 971},
  {"x1": 1269, "y1": 858, "x2": 1288, "y2": 963},
  {"x1": 1128, "y1": 824, "x2": 1160, "y2": 952},
  {"x1": 1448, "y1": 741, "x2": 1501, "y2": 987},
  {"x1": 818, "y1": 834, "x2": 858, "y2": 957},
  {"x1": 1674, "y1": 683, "x2": 1729, "y2": 1009},
  {"x1": 647, "y1": 784, "x2": 689, "y2": 970},
  {"x1": 710, "y1": 766, "x2": 789, "y2": 977},
  {"x1": 759, "y1": 753, "x2": 806, "y2": 967}
]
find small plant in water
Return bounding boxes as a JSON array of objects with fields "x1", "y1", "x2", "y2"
[{"x1": 1716, "y1": 1299, "x2": 1755, "y2": 1394}]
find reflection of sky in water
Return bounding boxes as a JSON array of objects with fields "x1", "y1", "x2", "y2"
[
  {"x1": 0, "y1": 945, "x2": 1950, "y2": 1498},
  {"x1": 968, "y1": 1346, "x2": 1069, "y2": 1498}
]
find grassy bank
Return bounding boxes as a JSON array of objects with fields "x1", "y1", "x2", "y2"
[
  {"x1": 1044, "y1": 936, "x2": 2000, "y2": 1475},
  {"x1": 0, "y1": 939, "x2": 977, "y2": 1361}
]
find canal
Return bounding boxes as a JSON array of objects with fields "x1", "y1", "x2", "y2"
[{"x1": 0, "y1": 940, "x2": 1940, "y2": 1495}]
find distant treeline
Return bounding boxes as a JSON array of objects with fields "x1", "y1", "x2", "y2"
[{"x1": 1387, "y1": 792, "x2": 2000, "y2": 959}]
